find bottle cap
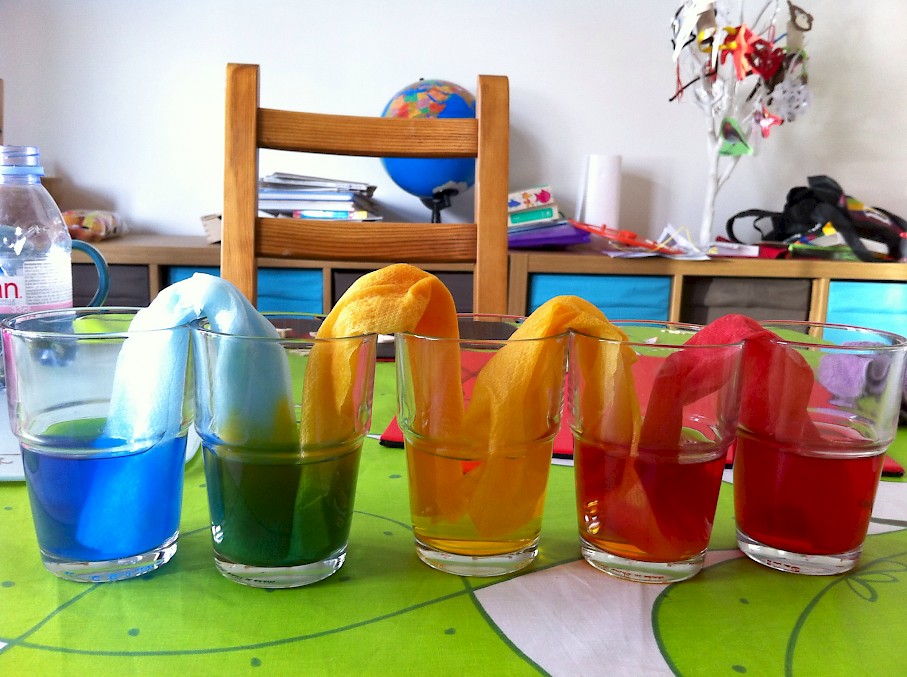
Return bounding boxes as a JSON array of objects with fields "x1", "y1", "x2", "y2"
[{"x1": 0, "y1": 145, "x2": 44, "y2": 176}]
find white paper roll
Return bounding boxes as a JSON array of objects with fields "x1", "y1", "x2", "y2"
[{"x1": 575, "y1": 154, "x2": 622, "y2": 229}]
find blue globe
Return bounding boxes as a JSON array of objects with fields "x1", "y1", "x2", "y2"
[{"x1": 380, "y1": 79, "x2": 476, "y2": 203}]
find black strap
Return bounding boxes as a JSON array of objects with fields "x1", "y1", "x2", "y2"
[
  {"x1": 725, "y1": 209, "x2": 783, "y2": 243},
  {"x1": 877, "y1": 206, "x2": 907, "y2": 234},
  {"x1": 811, "y1": 202, "x2": 877, "y2": 262}
]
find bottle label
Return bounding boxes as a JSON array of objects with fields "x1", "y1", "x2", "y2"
[{"x1": 0, "y1": 256, "x2": 73, "y2": 313}]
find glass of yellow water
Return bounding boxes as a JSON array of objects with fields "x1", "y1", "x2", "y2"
[{"x1": 395, "y1": 314, "x2": 568, "y2": 577}]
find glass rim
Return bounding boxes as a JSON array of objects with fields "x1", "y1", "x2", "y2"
[
  {"x1": 188, "y1": 312, "x2": 377, "y2": 343},
  {"x1": 570, "y1": 321, "x2": 745, "y2": 349},
  {"x1": 396, "y1": 313, "x2": 567, "y2": 345},
  {"x1": 758, "y1": 320, "x2": 907, "y2": 351},
  {"x1": 0, "y1": 306, "x2": 181, "y2": 338}
]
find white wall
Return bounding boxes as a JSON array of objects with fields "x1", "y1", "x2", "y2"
[{"x1": 1, "y1": 0, "x2": 905, "y2": 242}]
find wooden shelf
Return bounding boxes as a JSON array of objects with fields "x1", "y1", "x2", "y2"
[{"x1": 72, "y1": 235, "x2": 907, "y2": 324}]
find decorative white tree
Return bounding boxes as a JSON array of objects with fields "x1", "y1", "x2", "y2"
[{"x1": 670, "y1": 0, "x2": 813, "y2": 247}]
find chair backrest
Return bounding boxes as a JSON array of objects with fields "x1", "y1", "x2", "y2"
[{"x1": 222, "y1": 63, "x2": 510, "y2": 314}]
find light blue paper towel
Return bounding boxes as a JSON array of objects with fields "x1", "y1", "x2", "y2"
[
  {"x1": 82, "y1": 273, "x2": 295, "y2": 551},
  {"x1": 105, "y1": 272, "x2": 293, "y2": 442}
]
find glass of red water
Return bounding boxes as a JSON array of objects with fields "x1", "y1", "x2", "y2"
[
  {"x1": 569, "y1": 322, "x2": 744, "y2": 583},
  {"x1": 734, "y1": 321, "x2": 907, "y2": 575}
]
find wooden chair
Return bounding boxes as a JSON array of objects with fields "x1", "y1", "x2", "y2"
[{"x1": 222, "y1": 63, "x2": 510, "y2": 314}]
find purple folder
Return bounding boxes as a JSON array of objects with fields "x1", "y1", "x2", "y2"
[{"x1": 508, "y1": 222, "x2": 591, "y2": 249}]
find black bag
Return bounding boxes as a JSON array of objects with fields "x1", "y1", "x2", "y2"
[{"x1": 726, "y1": 175, "x2": 907, "y2": 262}]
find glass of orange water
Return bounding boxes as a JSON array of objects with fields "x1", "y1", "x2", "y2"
[
  {"x1": 569, "y1": 322, "x2": 744, "y2": 583},
  {"x1": 734, "y1": 321, "x2": 907, "y2": 575},
  {"x1": 395, "y1": 314, "x2": 567, "y2": 577}
]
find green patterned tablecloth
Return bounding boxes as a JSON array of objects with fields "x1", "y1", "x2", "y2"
[{"x1": 1, "y1": 362, "x2": 906, "y2": 675}]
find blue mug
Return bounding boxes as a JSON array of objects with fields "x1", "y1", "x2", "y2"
[{"x1": 72, "y1": 239, "x2": 110, "y2": 306}]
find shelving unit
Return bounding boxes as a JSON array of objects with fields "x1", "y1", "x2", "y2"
[
  {"x1": 507, "y1": 249, "x2": 907, "y2": 329},
  {"x1": 72, "y1": 235, "x2": 474, "y2": 311},
  {"x1": 73, "y1": 235, "x2": 907, "y2": 334}
]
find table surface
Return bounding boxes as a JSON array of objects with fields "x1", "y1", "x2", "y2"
[{"x1": 2, "y1": 362, "x2": 907, "y2": 676}]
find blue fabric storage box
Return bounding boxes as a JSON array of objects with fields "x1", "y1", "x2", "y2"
[
  {"x1": 167, "y1": 266, "x2": 323, "y2": 313},
  {"x1": 528, "y1": 273, "x2": 671, "y2": 321}
]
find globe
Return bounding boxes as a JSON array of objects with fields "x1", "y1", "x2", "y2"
[{"x1": 380, "y1": 79, "x2": 477, "y2": 215}]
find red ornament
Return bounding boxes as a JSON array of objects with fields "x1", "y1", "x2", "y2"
[{"x1": 749, "y1": 40, "x2": 785, "y2": 80}]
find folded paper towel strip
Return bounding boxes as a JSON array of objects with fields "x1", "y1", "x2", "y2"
[
  {"x1": 303, "y1": 264, "x2": 460, "y2": 446},
  {"x1": 106, "y1": 273, "x2": 294, "y2": 446},
  {"x1": 396, "y1": 295, "x2": 635, "y2": 538},
  {"x1": 638, "y1": 314, "x2": 819, "y2": 450}
]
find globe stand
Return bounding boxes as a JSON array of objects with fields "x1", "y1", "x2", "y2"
[{"x1": 420, "y1": 189, "x2": 458, "y2": 224}]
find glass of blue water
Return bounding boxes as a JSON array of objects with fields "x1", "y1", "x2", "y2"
[{"x1": 1, "y1": 308, "x2": 190, "y2": 582}]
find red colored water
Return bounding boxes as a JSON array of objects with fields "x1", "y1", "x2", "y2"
[
  {"x1": 575, "y1": 439, "x2": 726, "y2": 562},
  {"x1": 734, "y1": 428, "x2": 885, "y2": 555}
]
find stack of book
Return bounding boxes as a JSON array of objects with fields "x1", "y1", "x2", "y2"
[
  {"x1": 258, "y1": 173, "x2": 383, "y2": 221},
  {"x1": 506, "y1": 186, "x2": 590, "y2": 249},
  {"x1": 507, "y1": 185, "x2": 559, "y2": 227}
]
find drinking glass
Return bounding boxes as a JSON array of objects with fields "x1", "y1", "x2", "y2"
[
  {"x1": 396, "y1": 314, "x2": 567, "y2": 576},
  {"x1": 734, "y1": 321, "x2": 907, "y2": 575},
  {"x1": 2, "y1": 307, "x2": 190, "y2": 582},
  {"x1": 570, "y1": 321, "x2": 744, "y2": 583},
  {"x1": 191, "y1": 313, "x2": 376, "y2": 588}
]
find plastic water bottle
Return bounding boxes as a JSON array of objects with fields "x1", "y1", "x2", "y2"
[{"x1": 0, "y1": 146, "x2": 77, "y2": 385}]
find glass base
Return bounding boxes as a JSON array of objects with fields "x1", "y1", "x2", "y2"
[
  {"x1": 736, "y1": 529, "x2": 860, "y2": 575},
  {"x1": 415, "y1": 537, "x2": 538, "y2": 577},
  {"x1": 213, "y1": 545, "x2": 347, "y2": 588},
  {"x1": 41, "y1": 531, "x2": 179, "y2": 583},
  {"x1": 580, "y1": 537, "x2": 704, "y2": 584}
]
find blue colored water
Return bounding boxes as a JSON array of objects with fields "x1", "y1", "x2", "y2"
[{"x1": 21, "y1": 432, "x2": 186, "y2": 561}]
